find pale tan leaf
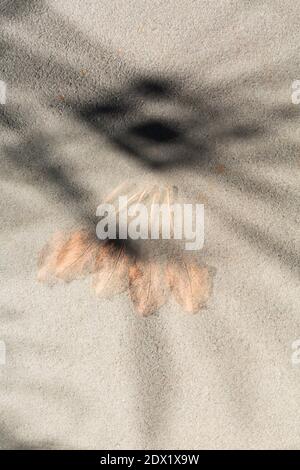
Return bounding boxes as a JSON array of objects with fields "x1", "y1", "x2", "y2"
[
  {"x1": 38, "y1": 230, "x2": 100, "y2": 283},
  {"x1": 55, "y1": 230, "x2": 100, "y2": 281},
  {"x1": 93, "y1": 242, "x2": 130, "y2": 298},
  {"x1": 116, "y1": 184, "x2": 152, "y2": 220},
  {"x1": 104, "y1": 180, "x2": 134, "y2": 204},
  {"x1": 167, "y1": 257, "x2": 212, "y2": 313},
  {"x1": 37, "y1": 231, "x2": 67, "y2": 283},
  {"x1": 129, "y1": 259, "x2": 168, "y2": 316}
]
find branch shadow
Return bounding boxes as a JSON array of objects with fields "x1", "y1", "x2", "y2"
[{"x1": 73, "y1": 75, "x2": 262, "y2": 171}]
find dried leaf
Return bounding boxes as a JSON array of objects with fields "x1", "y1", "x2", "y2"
[
  {"x1": 129, "y1": 259, "x2": 167, "y2": 316},
  {"x1": 167, "y1": 257, "x2": 212, "y2": 313},
  {"x1": 93, "y1": 242, "x2": 130, "y2": 298},
  {"x1": 37, "y1": 231, "x2": 67, "y2": 283},
  {"x1": 103, "y1": 181, "x2": 135, "y2": 204},
  {"x1": 37, "y1": 184, "x2": 213, "y2": 318},
  {"x1": 38, "y1": 230, "x2": 99, "y2": 283}
]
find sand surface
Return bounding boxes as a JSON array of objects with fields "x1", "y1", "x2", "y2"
[{"x1": 0, "y1": 0, "x2": 300, "y2": 449}]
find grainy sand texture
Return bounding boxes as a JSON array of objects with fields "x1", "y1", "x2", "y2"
[{"x1": 0, "y1": 0, "x2": 300, "y2": 449}]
